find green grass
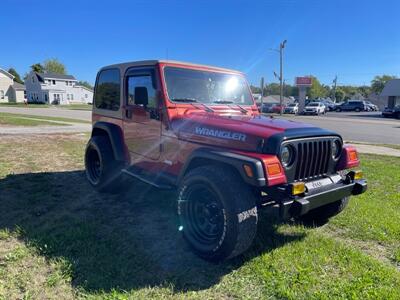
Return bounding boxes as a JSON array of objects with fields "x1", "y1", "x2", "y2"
[
  {"x1": 0, "y1": 102, "x2": 92, "y2": 111},
  {"x1": 0, "y1": 102, "x2": 50, "y2": 108},
  {"x1": 0, "y1": 112, "x2": 90, "y2": 125},
  {"x1": 59, "y1": 104, "x2": 92, "y2": 111},
  {"x1": 0, "y1": 112, "x2": 66, "y2": 126},
  {"x1": 0, "y1": 136, "x2": 399, "y2": 299}
]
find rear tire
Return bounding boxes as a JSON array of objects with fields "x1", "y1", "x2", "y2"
[
  {"x1": 177, "y1": 165, "x2": 258, "y2": 262},
  {"x1": 299, "y1": 197, "x2": 349, "y2": 225},
  {"x1": 85, "y1": 135, "x2": 123, "y2": 193}
]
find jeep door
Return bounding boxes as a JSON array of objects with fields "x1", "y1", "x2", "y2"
[{"x1": 123, "y1": 67, "x2": 161, "y2": 160}]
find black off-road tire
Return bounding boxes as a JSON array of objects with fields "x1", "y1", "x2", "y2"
[
  {"x1": 85, "y1": 135, "x2": 123, "y2": 193},
  {"x1": 299, "y1": 197, "x2": 349, "y2": 225},
  {"x1": 177, "y1": 165, "x2": 258, "y2": 262}
]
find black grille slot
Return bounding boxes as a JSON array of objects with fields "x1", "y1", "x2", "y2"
[{"x1": 294, "y1": 139, "x2": 332, "y2": 181}]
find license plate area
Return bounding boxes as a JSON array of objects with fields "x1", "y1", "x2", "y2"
[{"x1": 305, "y1": 177, "x2": 334, "y2": 193}]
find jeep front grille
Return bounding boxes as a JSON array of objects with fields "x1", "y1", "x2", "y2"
[{"x1": 294, "y1": 140, "x2": 332, "y2": 181}]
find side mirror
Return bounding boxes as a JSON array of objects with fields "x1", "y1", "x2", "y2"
[{"x1": 135, "y1": 87, "x2": 148, "y2": 106}]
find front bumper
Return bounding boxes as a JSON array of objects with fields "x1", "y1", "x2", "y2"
[{"x1": 278, "y1": 177, "x2": 367, "y2": 219}]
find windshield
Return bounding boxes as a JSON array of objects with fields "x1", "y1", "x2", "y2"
[
  {"x1": 164, "y1": 67, "x2": 253, "y2": 105},
  {"x1": 309, "y1": 103, "x2": 319, "y2": 106},
  {"x1": 288, "y1": 104, "x2": 296, "y2": 107}
]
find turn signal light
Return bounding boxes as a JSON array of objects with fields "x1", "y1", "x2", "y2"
[
  {"x1": 267, "y1": 163, "x2": 281, "y2": 176},
  {"x1": 243, "y1": 164, "x2": 254, "y2": 178},
  {"x1": 348, "y1": 150, "x2": 358, "y2": 161},
  {"x1": 354, "y1": 170, "x2": 363, "y2": 180},
  {"x1": 292, "y1": 182, "x2": 305, "y2": 195}
]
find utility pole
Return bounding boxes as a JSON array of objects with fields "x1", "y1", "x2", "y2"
[
  {"x1": 279, "y1": 40, "x2": 287, "y2": 115},
  {"x1": 270, "y1": 40, "x2": 287, "y2": 115},
  {"x1": 260, "y1": 77, "x2": 264, "y2": 112},
  {"x1": 332, "y1": 75, "x2": 337, "y2": 103}
]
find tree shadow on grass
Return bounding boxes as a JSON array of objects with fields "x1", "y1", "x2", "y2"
[{"x1": 0, "y1": 170, "x2": 305, "y2": 293}]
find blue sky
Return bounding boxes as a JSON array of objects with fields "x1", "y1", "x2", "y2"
[{"x1": 1, "y1": 0, "x2": 399, "y2": 87}]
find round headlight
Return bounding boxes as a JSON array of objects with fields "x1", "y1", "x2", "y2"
[
  {"x1": 332, "y1": 140, "x2": 341, "y2": 159},
  {"x1": 281, "y1": 145, "x2": 294, "y2": 167}
]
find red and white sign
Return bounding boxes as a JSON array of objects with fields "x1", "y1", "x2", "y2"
[{"x1": 295, "y1": 77, "x2": 312, "y2": 87}]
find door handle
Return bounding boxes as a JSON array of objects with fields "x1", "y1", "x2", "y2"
[{"x1": 125, "y1": 106, "x2": 133, "y2": 119}]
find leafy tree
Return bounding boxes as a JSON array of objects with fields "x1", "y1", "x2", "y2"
[
  {"x1": 308, "y1": 76, "x2": 327, "y2": 99},
  {"x1": 264, "y1": 83, "x2": 281, "y2": 95},
  {"x1": 78, "y1": 81, "x2": 94, "y2": 90},
  {"x1": 30, "y1": 63, "x2": 44, "y2": 73},
  {"x1": 7, "y1": 68, "x2": 23, "y2": 84},
  {"x1": 334, "y1": 88, "x2": 345, "y2": 102},
  {"x1": 371, "y1": 75, "x2": 397, "y2": 94},
  {"x1": 43, "y1": 59, "x2": 67, "y2": 75},
  {"x1": 250, "y1": 85, "x2": 261, "y2": 94}
]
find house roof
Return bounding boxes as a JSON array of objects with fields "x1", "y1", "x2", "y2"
[
  {"x1": 381, "y1": 79, "x2": 400, "y2": 96},
  {"x1": 36, "y1": 71, "x2": 76, "y2": 81},
  {"x1": 12, "y1": 82, "x2": 25, "y2": 90},
  {"x1": 75, "y1": 85, "x2": 93, "y2": 92},
  {"x1": 0, "y1": 68, "x2": 15, "y2": 80}
]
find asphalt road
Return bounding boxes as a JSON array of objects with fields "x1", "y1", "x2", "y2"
[
  {"x1": 280, "y1": 112, "x2": 400, "y2": 144},
  {"x1": 1, "y1": 107, "x2": 399, "y2": 145}
]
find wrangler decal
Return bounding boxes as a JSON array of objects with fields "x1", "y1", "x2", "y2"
[{"x1": 195, "y1": 127, "x2": 247, "y2": 142}]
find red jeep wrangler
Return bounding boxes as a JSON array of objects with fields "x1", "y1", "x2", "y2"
[{"x1": 85, "y1": 60, "x2": 367, "y2": 261}]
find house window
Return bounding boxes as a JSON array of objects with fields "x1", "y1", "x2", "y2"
[
  {"x1": 0, "y1": 90, "x2": 4, "y2": 99},
  {"x1": 67, "y1": 94, "x2": 70, "y2": 100},
  {"x1": 48, "y1": 80, "x2": 52, "y2": 84},
  {"x1": 85, "y1": 94, "x2": 88, "y2": 98},
  {"x1": 71, "y1": 94, "x2": 74, "y2": 100},
  {"x1": 24, "y1": 91, "x2": 27, "y2": 99},
  {"x1": 53, "y1": 80, "x2": 56, "y2": 85}
]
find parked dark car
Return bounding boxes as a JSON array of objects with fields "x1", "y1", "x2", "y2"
[
  {"x1": 336, "y1": 100, "x2": 367, "y2": 112},
  {"x1": 382, "y1": 106, "x2": 400, "y2": 119},
  {"x1": 261, "y1": 103, "x2": 277, "y2": 113}
]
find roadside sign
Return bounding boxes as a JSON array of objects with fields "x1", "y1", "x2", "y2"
[{"x1": 295, "y1": 77, "x2": 312, "y2": 87}]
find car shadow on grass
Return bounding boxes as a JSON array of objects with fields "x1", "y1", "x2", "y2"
[{"x1": 0, "y1": 170, "x2": 305, "y2": 293}]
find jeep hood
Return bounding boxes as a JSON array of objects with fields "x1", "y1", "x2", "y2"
[{"x1": 170, "y1": 111, "x2": 339, "y2": 153}]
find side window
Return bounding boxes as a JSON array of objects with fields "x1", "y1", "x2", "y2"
[
  {"x1": 127, "y1": 74, "x2": 156, "y2": 108},
  {"x1": 95, "y1": 69, "x2": 121, "y2": 111}
]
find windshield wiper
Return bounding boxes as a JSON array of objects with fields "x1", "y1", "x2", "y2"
[
  {"x1": 172, "y1": 98, "x2": 214, "y2": 112},
  {"x1": 213, "y1": 100, "x2": 248, "y2": 113},
  {"x1": 171, "y1": 98, "x2": 198, "y2": 103}
]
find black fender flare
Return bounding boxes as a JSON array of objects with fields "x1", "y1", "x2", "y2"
[
  {"x1": 91, "y1": 121, "x2": 128, "y2": 162},
  {"x1": 178, "y1": 148, "x2": 266, "y2": 187}
]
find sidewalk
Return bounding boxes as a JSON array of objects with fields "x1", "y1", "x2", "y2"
[{"x1": 348, "y1": 143, "x2": 400, "y2": 157}]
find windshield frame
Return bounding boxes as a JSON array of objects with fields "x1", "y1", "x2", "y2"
[{"x1": 161, "y1": 65, "x2": 255, "y2": 106}]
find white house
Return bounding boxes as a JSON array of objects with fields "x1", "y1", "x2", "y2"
[
  {"x1": 381, "y1": 79, "x2": 400, "y2": 109},
  {"x1": 0, "y1": 68, "x2": 26, "y2": 103},
  {"x1": 25, "y1": 71, "x2": 93, "y2": 105}
]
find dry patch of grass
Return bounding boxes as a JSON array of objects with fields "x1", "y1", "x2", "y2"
[{"x1": 0, "y1": 136, "x2": 399, "y2": 299}]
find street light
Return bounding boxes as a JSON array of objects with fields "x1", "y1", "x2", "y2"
[{"x1": 270, "y1": 40, "x2": 287, "y2": 115}]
